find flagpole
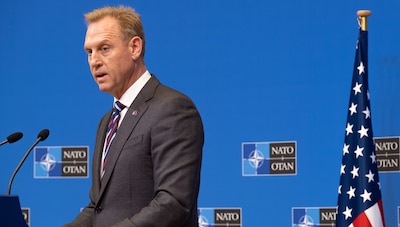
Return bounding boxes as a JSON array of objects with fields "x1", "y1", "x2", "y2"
[{"x1": 357, "y1": 10, "x2": 371, "y2": 31}]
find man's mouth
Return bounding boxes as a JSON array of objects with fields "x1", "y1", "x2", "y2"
[{"x1": 95, "y1": 72, "x2": 107, "y2": 78}]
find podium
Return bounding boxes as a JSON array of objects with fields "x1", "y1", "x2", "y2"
[{"x1": 0, "y1": 195, "x2": 28, "y2": 227}]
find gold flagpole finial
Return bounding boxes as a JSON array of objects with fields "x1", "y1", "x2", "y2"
[{"x1": 357, "y1": 10, "x2": 372, "y2": 31}]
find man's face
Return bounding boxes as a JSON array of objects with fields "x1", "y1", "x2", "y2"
[{"x1": 84, "y1": 16, "x2": 136, "y2": 98}]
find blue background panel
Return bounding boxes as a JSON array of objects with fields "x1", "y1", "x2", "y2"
[{"x1": 0, "y1": 1, "x2": 399, "y2": 226}]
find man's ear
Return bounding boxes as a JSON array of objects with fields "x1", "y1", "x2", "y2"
[{"x1": 129, "y1": 36, "x2": 143, "y2": 60}]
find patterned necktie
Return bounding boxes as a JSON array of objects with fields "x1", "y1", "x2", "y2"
[{"x1": 102, "y1": 101, "x2": 125, "y2": 178}]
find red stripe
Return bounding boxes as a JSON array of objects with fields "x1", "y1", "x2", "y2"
[
  {"x1": 378, "y1": 199, "x2": 386, "y2": 226},
  {"x1": 352, "y1": 211, "x2": 372, "y2": 227}
]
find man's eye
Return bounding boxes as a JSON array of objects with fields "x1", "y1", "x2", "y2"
[
  {"x1": 102, "y1": 47, "x2": 109, "y2": 52},
  {"x1": 86, "y1": 49, "x2": 92, "y2": 55}
]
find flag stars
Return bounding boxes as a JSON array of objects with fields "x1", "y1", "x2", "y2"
[
  {"x1": 360, "y1": 189, "x2": 372, "y2": 203},
  {"x1": 340, "y1": 164, "x2": 346, "y2": 175},
  {"x1": 370, "y1": 153, "x2": 377, "y2": 163},
  {"x1": 365, "y1": 170, "x2": 375, "y2": 183},
  {"x1": 358, "y1": 125, "x2": 369, "y2": 138},
  {"x1": 346, "y1": 123, "x2": 354, "y2": 135},
  {"x1": 357, "y1": 61, "x2": 365, "y2": 75},
  {"x1": 351, "y1": 166, "x2": 359, "y2": 179},
  {"x1": 363, "y1": 106, "x2": 371, "y2": 119},
  {"x1": 347, "y1": 186, "x2": 356, "y2": 199},
  {"x1": 353, "y1": 82, "x2": 362, "y2": 95},
  {"x1": 349, "y1": 102, "x2": 358, "y2": 116},
  {"x1": 354, "y1": 145, "x2": 364, "y2": 158},
  {"x1": 338, "y1": 185, "x2": 342, "y2": 194},
  {"x1": 343, "y1": 206, "x2": 352, "y2": 220},
  {"x1": 343, "y1": 143, "x2": 350, "y2": 155}
]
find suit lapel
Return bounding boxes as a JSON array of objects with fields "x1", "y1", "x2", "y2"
[
  {"x1": 97, "y1": 76, "x2": 160, "y2": 200},
  {"x1": 92, "y1": 110, "x2": 112, "y2": 199}
]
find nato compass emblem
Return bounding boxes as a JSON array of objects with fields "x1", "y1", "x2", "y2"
[
  {"x1": 242, "y1": 142, "x2": 269, "y2": 176},
  {"x1": 198, "y1": 215, "x2": 209, "y2": 227},
  {"x1": 297, "y1": 215, "x2": 314, "y2": 227},
  {"x1": 40, "y1": 153, "x2": 56, "y2": 172},
  {"x1": 248, "y1": 149, "x2": 265, "y2": 169}
]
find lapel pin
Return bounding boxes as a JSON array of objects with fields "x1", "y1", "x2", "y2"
[{"x1": 132, "y1": 110, "x2": 138, "y2": 116}]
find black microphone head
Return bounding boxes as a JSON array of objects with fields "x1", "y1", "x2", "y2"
[
  {"x1": 7, "y1": 132, "x2": 23, "y2": 143},
  {"x1": 38, "y1": 129, "x2": 50, "y2": 141}
]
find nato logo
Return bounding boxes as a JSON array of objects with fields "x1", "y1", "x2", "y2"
[
  {"x1": 242, "y1": 141, "x2": 297, "y2": 176},
  {"x1": 292, "y1": 207, "x2": 337, "y2": 227},
  {"x1": 198, "y1": 208, "x2": 241, "y2": 226},
  {"x1": 34, "y1": 146, "x2": 89, "y2": 178},
  {"x1": 374, "y1": 136, "x2": 400, "y2": 172}
]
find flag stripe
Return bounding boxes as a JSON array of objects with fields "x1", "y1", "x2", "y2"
[
  {"x1": 378, "y1": 200, "x2": 385, "y2": 225},
  {"x1": 364, "y1": 201, "x2": 384, "y2": 227},
  {"x1": 352, "y1": 210, "x2": 372, "y2": 227}
]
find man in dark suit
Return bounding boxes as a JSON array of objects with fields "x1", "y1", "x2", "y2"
[{"x1": 64, "y1": 5, "x2": 203, "y2": 227}]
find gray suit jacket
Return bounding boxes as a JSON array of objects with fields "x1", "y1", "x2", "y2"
[{"x1": 64, "y1": 76, "x2": 204, "y2": 227}]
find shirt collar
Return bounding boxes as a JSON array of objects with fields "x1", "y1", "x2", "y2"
[{"x1": 114, "y1": 70, "x2": 152, "y2": 107}]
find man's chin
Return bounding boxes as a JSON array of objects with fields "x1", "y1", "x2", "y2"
[{"x1": 97, "y1": 85, "x2": 110, "y2": 93}]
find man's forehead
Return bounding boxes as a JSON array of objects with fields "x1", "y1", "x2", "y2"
[
  {"x1": 84, "y1": 18, "x2": 121, "y2": 46},
  {"x1": 87, "y1": 17, "x2": 119, "y2": 35}
]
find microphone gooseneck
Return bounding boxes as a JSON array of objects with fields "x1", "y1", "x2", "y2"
[{"x1": 7, "y1": 129, "x2": 50, "y2": 195}]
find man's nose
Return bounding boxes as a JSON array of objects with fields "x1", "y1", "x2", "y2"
[{"x1": 89, "y1": 52, "x2": 102, "y2": 68}]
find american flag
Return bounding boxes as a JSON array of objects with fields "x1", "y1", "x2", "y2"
[{"x1": 336, "y1": 28, "x2": 386, "y2": 226}]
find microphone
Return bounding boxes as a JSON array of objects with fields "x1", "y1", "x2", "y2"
[
  {"x1": 7, "y1": 129, "x2": 50, "y2": 195},
  {"x1": 0, "y1": 132, "x2": 23, "y2": 146}
]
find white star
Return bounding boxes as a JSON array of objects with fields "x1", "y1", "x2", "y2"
[
  {"x1": 354, "y1": 145, "x2": 364, "y2": 158},
  {"x1": 346, "y1": 123, "x2": 354, "y2": 136},
  {"x1": 357, "y1": 61, "x2": 365, "y2": 75},
  {"x1": 353, "y1": 82, "x2": 362, "y2": 95},
  {"x1": 343, "y1": 206, "x2": 352, "y2": 220},
  {"x1": 363, "y1": 106, "x2": 371, "y2": 119},
  {"x1": 351, "y1": 166, "x2": 359, "y2": 179},
  {"x1": 340, "y1": 164, "x2": 346, "y2": 175},
  {"x1": 343, "y1": 143, "x2": 350, "y2": 155},
  {"x1": 358, "y1": 125, "x2": 369, "y2": 138},
  {"x1": 347, "y1": 186, "x2": 356, "y2": 199},
  {"x1": 360, "y1": 189, "x2": 372, "y2": 202},
  {"x1": 365, "y1": 170, "x2": 375, "y2": 183},
  {"x1": 338, "y1": 185, "x2": 342, "y2": 194},
  {"x1": 349, "y1": 102, "x2": 358, "y2": 116},
  {"x1": 370, "y1": 153, "x2": 377, "y2": 163},
  {"x1": 367, "y1": 90, "x2": 370, "y2": 100}
]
